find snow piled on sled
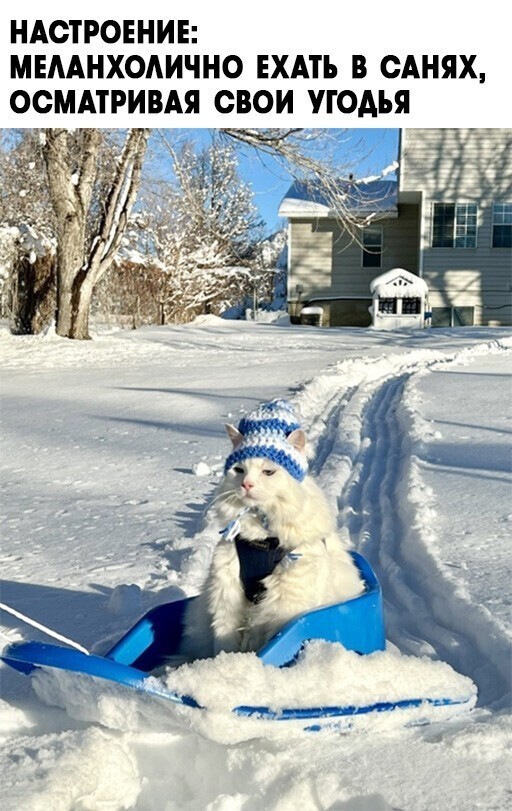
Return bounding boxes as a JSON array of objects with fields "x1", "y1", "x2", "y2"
[
  {"x1": 26, "y1": 641, "x2": 476, "y2": 746},
  {"x1": 167, "y1": 641, "x2": 476, "y2": 712}
]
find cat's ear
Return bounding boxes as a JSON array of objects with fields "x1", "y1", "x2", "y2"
[
  {"x1": 225, "y1": 424, "x2": 244, "y2": 449},
  {"x1": 287, "y1": 428, "x2": 307, "y2": 454}
]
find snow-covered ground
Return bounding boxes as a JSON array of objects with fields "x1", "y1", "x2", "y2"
[{"x1": 1, "y1": 319, "x2": 511, "y2": 810}]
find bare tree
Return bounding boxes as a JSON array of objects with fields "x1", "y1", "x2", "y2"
[
  {"x1": 219, "y1": 128, "x2": 393, "y2": 239},
  {"x1": 43, "y1": 128, "x2": 150, "y2": 339}
]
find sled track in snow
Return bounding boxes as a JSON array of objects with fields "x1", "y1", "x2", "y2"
[{"x1": 309, "y1": 349, "x2": 510, "y2": 710}]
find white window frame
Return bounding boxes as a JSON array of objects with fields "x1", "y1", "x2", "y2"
[
  {"x1": 378, "y1": 297, "x2": 422, "y2": 316},
  {"x1": 431, "y1": 202, "x2": 478, "y2": 249},
  {"x1": 491, "y1": 202, "x2": 512, "y2": 248},
  {"x1": 361, "y1": 226, "x2": 383, "y2": 268}
]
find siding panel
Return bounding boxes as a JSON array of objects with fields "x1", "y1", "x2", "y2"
[{"x1": 401, "y1": 129, "x2": 512, "y2": 325}]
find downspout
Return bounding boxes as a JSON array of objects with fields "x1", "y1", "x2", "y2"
[
  {"x1": 286, "y1": 220, "x2": 292, "y2": 315},
  {"x1": 400, "y1": 128, "x2": 424, "y2": 280}
]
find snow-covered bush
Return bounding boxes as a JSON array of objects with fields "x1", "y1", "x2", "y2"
[
  {"x1": 132, "y1": 141, "x2": 278, "y2": 323},
  {"x1": 0, "y1": 224, "x2": 55, "y2": 334}
]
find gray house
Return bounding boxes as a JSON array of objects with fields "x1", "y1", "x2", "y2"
[{"x1": 279, "y1": 129, "x2": 512, "y2": 327}]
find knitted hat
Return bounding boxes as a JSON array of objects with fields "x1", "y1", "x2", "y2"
[{"x1": 224, "y1": 399, "x2": 308, "y2": 482}]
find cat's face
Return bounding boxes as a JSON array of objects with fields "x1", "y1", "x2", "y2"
[
  {"x1": 219, "y1": 423, "x2": 307, "y2": 514},
  {"x1": 221, "y1": 457, "x2": 293, "y2": 510}
]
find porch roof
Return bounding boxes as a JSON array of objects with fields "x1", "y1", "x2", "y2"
[{"x1": 278, "y1": 179, "x2": 398, "y2": 220}]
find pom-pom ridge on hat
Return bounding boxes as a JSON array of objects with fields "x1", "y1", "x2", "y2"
[{"x1": 224, "y1": 399, "x2": 308, "y2": 482}]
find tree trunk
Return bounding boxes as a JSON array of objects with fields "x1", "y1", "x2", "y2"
[
  {"x1": 43, "y1": 128, "x2": 150, "y2": 340},
  {"x1": 70, "y1": 272, "x2": 95, "y2": 339},
  {"x1": 54, "y1": 213, "x2": 89, "y2": 338}
]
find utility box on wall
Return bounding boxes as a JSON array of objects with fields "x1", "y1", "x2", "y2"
[{"x1": 370, "y1": 268, "x2": 430, "y2": 330}]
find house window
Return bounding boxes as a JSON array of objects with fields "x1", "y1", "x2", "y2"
[
  {"x1": 402, "y1": 298, "x2": 421, "y2": 314},
  {"x1": 431, "y1": 307, "x2": 475, "y2": 327},
  {"x1": 378, "y1": 298, "x2": 396, "y2": 314},
  {"x1": 492, "y1": 203, "x2": 512, "y2": 247},
  {"x1": 432, "y1": 203, "x2": 477, "y2": 248},
  {"x1": 362, "y1": 228, "x2": 382, "y2": 267}
]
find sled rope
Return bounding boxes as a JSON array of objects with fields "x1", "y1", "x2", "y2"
[{"x1": 0, "y1": 602, "x2": 90, "y2": 655}]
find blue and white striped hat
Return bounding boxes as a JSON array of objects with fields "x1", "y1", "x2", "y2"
[{"x1": 224, "y1": 399, "x2": 308, "y2": 482}]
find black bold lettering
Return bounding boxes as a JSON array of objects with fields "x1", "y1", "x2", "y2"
[
  {"x1": 48, "y1": 20, "x2": 68, "y2": 43},
  {"x1": 146, "y1": 55, "x2": 164, "y2": 79},
  {"x1": 156, "y1": 20, "x2": 173, "y2": 43},
  {"x1": 94, "y1": 90, "x2": 109, "y2": 113},
  {"x1": 214, "y1": 90, "x2": 234, "y2": 113},
  {"x1": 166, "y1": 55, "x2": 183, "y2": 79},
  {"x1": 83, "y1": 20, "x2": 100, "y2": 43},
  {"x1": 223, "y1": 55, "x2": 243, "y2": 79},
  {"x1": 308, "y1": 89, "x2": 325, "y2": 114},
  {"x1": 107, "y1": 55, "x2": 124, "y2": 79},
  {"x1": 441, "y1": 55, "x2": 457, "y2": 78},
  {"x1": 10, "y1": 90, "x2": 31, "y2": 113},
  {"x1": 184, "y1": 90, "x2": 200, "y2": 113},
  {"x1": 381, "y1": 55, "x2": 400, "y2": 78},
  {"x1": 358, "y1": 90, "x2": 378, "y2": 117},
  {"x1": 77, "y1": 90, "x2": 96, "y2": 114},
  {"x1": 276, "y1": 89, "x2": 293, "y2": 113},
  {"x1": 237, "y1": 90, "x2": 252, "y2": 113},
  {"x1": 323, "y1": 56, "x2": 337, "y2": 78},
  {"x1": 10, "y1": 55, "x2": 31, "y2": 79},
  {"x1": 459, "y1": 55, "x2": 477, "y2": 79},
  {"x1": 402, "y1": 55, "x2": 421, "y2": 78},
  {"x1": 30, "y1": 20, "x2": 50, "y2": 44},
  {"x1": 33, "y1": 90, "x2": 53, "y2": 113},
  {"x1": 67, "y1": 21, "x2": 83, "y2": 44},
  {"x1": 184, "y1": 55, "x2": 200, "y2": 78},
  {"x1": 101, "y1": 21, "x2": 121, "y2": 43},
  {"x1": 109, "y1": 90, "x2": 126, "y2": 112},
  {"x1": 271, "y1": 54, "x2": 289, "y2": 79},
  {"x1": 86, "y1": 54, "x2": 104, "y2": 79},
  {"x1": 337, "y1": 90, "x2": 358, "y2": 113},
  {"x1": 164, "y1": 90, "x2": 183, "y2": 113},
  {"x1": 11, "y1": 20, "x2": 28, "y2": 44},
  {"x1": 123, "y1": 21, "x2": 135, "y2": 43},
  {"x1": 66, "y1": 55, "x2": 85, "y2": 79},
  {"x1": 149, "y1": 90, "x2": 163, "y2": 113},
  {"x1": 352, "y1": 55, "x2": 367, "y2": 78},
  {"x1": 421, "y1": 55, "x2": 439, "y2": 78},
  {"x1": 378, "y1": 91, "x2": 393, "y2": 114},
  {"x1": 257, "y1": 55, "x2": 269, "y2": 78},
  {"x1": 54, "y1": 90, "x2": 75, "y2": 114},
  {"x1": 291, "y1": 55, "x2": 308, "y2": 78},
  {"x1": 203, "y1": 54, "x2": 220, "y2": 78},
  {"x1": 394, "y1": 90, "x2": 410, "y2": 114},
  {"x1": 125, "y1": 56, "x2": 146, "y2": 79}
]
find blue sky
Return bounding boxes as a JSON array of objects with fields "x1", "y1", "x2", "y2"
[
  {"x1": 155, "y1": 129, "x2": 400, "y2": 232},
  {"x1": 236, "y1": 129, "x2": 400, "y2": 229}
]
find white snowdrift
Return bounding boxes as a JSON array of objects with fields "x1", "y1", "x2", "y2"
[{"x1": 165, "y1": 641, "x2": 476, "y2": 716}]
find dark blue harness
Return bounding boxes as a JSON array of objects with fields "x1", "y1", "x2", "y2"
[{"x1": 235, "y1": 535, "x2": 286, "y2": 604}]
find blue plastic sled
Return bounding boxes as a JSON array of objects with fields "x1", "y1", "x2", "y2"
[{"x1": 0, "y1": 553, "x2": 472, "y2": 727}]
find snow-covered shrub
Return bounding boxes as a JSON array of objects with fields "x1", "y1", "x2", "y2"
[{"x1": 0, "y1": 224, "x2": 56, "y2": 334}]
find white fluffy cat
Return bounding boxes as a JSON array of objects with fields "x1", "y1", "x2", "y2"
[{"x1": 182, "y1": 417, "x2": 364, "y2": 658}]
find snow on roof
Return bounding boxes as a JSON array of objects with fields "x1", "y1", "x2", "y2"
[
  {"x1": 370, "y1": 268, "x2": 428, "y2": 298},
  {"x1": 278, "y1": 179, "x2": 398, "y2": 219}
]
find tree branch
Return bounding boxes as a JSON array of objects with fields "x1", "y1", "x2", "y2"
[{"x1": 86, "y1": 129, "x2": 150, "y2": 284}]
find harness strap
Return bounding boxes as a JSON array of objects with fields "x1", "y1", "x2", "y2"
[{"x1": 235, "y1": 535, "x2": 287, "y2": 604}]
